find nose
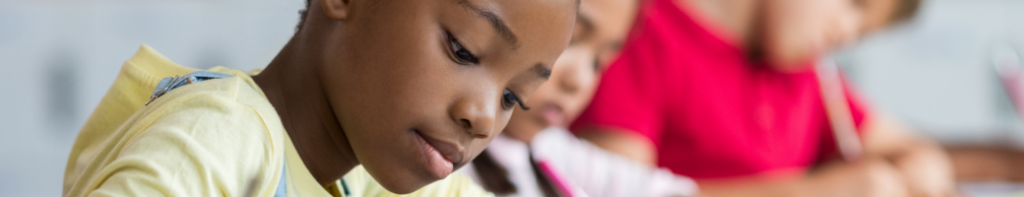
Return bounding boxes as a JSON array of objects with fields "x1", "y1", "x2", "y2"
[
  {"x1": 450, "y1": 94, "x2": 498, "y2": 139},
  {"x1": 555, "y1": 49, "x2": 595, "y2": 96}
]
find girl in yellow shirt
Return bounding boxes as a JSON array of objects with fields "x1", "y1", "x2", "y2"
[{"x1": 63, "y1": 0, "x2": 578, "y2": 196}]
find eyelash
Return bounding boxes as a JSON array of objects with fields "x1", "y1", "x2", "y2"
[
  {"x1": 447, "y1": 32, "x2": 480, "y2": 65},
  {"x1": 502, "y1": 89, "x2": 530, "y2": 111},
  {"x1": 443, "y1": 31, "x2": 527, "y2": 111}
]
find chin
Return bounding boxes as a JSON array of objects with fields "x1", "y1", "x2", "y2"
[
  {"x1": 360, "y1": 145, "x2": 442, "y2": 194},
  {"x1": 373, "y1": 173, "x2": 434, "y2": 194},
  {"x1": 764, "y1": 51, "x2": 816, "y2": 72}
]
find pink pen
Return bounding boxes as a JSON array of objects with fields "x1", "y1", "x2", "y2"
[
  {"x1": 817, "y1": 58, "x2": 863, "y2": 162},
  {"x1": 993, "y1": 47, "x2": 1024, "y2": 120},
  {"x1": 536, "y1": 160, "x2": 589, "y2": 197}
]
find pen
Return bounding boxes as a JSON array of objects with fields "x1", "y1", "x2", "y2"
[{"x1": 816, "y1": 58, "x2": 863, "y2": 162}]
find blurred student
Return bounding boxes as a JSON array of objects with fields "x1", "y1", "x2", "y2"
[
  {"x1": 62, "y1": 0, "x2": 578, "y2": 196},
  {"x1": 570, "y1": 0, "x2": 957, "y2": 196},
  {"x1": 455, "y1": 0, "x2": 698, "y2": 196}
]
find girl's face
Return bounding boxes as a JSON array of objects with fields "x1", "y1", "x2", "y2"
[
  {"x1": 503, "y1": 0, "x2": 637, "y2": 142},
  {"x1": 757, "y1": 0, "x2": 899, "y2": 70},
  {"x1": 315, "y1": 0, "x2": 576, "y2": 193}
]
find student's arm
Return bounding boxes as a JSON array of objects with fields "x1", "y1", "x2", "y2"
[
  {"x1": 577, "y1": 130, "x2": 913, "y2": 197},
  {"x1": 578, "y1": 116, "x2": 954, "y2": 197},
  {"x1": 88, "y1": 128, "x2": 273, "y2": 197},
  {"x1": 859, "y1": 114, "x2": 957, "y2": 197},
  {"x1": 574, "y1": 127, "x2": 657, "y2": 165},
  {"x1": 947, "y1": 145, "x2": 1024, "y2": 182},
  {"x1": 700, "y1": 114, "x2": 955, "y2": 197},
  {"x1": 578, "y1": 127, "x2": 912, "y2": 197},
  {"x1": 82, "y1": 98, "x2": 277, "y2": 197},
  {"x1": 698, "y1": 158, "x2": 911, "y2": 197},
  {"x1": 536, "y1": 128, "x2": 697, "y2": 197}
]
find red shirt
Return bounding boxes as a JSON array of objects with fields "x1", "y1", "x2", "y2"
[{"x1": 570, "y1": 0, "x2": 869, "y2": 180}]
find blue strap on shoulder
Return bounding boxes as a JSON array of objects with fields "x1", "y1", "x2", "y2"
[
  {"x1": 145, "y1": 71, "x2": 289, "y2": 195},
  {"x1": 275, "y1": 164, "x2": 288, "y2": 197},
  {"x1": 146, "y1": 71, "x2": 233, "y2": 106}
]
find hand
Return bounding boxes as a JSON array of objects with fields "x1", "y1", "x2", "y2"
[
  {"x1": 696, "y1": 158, "x2": 918, "y2": 197},
  {"x1": 808, "y1": 158, "x2": 911, "y2": 197}
]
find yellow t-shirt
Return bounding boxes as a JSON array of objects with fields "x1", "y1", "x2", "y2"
[{"x1": 63, "y1": 45, "x2": 492, "y2": 197}]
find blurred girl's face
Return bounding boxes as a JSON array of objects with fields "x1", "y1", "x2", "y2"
[
  {"x1": 502, "y1": 0, "x2": 638, "y2": 142},
  {"x1": 757, "y1": 0, "x2": 899, "y2": 70}
]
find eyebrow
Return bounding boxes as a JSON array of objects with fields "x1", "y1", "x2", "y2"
[
  {"x1": 456, "y1": 0, "x2": 520, "y2": 49},
  {"x1": 532, "y1": 63, "x2": 552, "y2": 80}
]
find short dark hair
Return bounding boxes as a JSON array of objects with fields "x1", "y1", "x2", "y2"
[
  {"x1": 297, "y1": 0, "x2": 312, "y2": 32},
  {"x1": 889, "y1": 0, "x2": 922, "y2": 24},
  {"x1": 294, "y1": 0, "x2": 579, "y2": 32}
]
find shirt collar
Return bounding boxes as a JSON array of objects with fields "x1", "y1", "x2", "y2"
[{"x1": 283, "y1": 133, "x2": 346, "y2": 197}]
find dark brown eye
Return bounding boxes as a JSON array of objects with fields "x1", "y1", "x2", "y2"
[
  {"x1": 447, "y1": 33, "x2": 479, "y2": 65},
  {"x1": 501, "y1": 89, "x2": 529, "y2": 111}
]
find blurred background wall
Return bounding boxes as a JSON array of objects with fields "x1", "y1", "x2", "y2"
[
  {"x1": 0, "y1": 0, "x2": 1022, "y2": 196},
  {"x1": 0, "y1": 0, "x2": 304, "y2": 195},
  {"x1": 836, "y1": 0, "x2": 1024, "y2": 146}
]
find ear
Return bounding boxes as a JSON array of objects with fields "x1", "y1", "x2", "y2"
[{"x1": 320, "y1": 0, "x2": 352, "y2": 20}]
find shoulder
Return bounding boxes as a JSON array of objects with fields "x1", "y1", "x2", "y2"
[
  {"x1": 138, "y1": 77, "x2": 263, "y2": 137},
  {"x1": 122, "y1": 76, "x2": 282, "y2": 172},
  {"x1": 138, "y1": 75, "x2": 278, "y2": 153},
  {"x1": 64, "y1": 76, "x2": 283, "y2": 197}
]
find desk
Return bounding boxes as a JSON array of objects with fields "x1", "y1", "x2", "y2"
[{"x1": 960, "y1": 182, "x2": 1024, "y2": 197}]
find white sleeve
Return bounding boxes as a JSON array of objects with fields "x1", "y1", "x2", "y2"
[{"x1": 531, "y1": 127, "x2": 698, "y2": 197}]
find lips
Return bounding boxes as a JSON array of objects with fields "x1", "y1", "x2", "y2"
[
  {"x1": 413, "y1": 130, "x2": 464, "y2": 179},
  {"x1": 540, "y1": 103, "x2": 566, "y2": 127}
]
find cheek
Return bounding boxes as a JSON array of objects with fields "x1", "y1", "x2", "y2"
[
  {"x1": 556, "y1": 47, "x2": 598, "y2": 85},
  {"x1": 528, "y1": 80, "x2": 563, "y2": 106},
  {"x1": 557, "y1": 50, "x2": 600, "y2": 112},
  {"x1": 334, "y1": 20, "x2": 454, "y2": 125},
  {"x1": 330, "y1": 43, "x2": 461, "y2": 165},
  {"x1": 342, "y1": 57, "x2": 448, "y2": 120},
  {"x1": 503, "y1": 98, "x2": 546, "y2": 137},
  {"x1": 562, "y1": 76, "x2": 598, "y2": 121}
]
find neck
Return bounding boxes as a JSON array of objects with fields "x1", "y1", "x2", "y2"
[
  {"x1": 676, "y1": 0, "x2": 760, "y2": 46},
  {"x1": 253, "y1": 35, "x2": 360, "y2": 187}
]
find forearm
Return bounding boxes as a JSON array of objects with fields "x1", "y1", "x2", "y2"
[
  {"x1": 534, "y1": 128, "x2": 698, "y2": 196},
  {"x1": 698, "y1": 178, "x2": 806, "y2": 197},
  {"x1": 696, "y1": 175, "x2": 865, "y2": 197},
  {"x1": 948, "y1": 145, "x2": 1024, "y2": 181},
  {"x1": 574, "y1": 127, "x2": 656, "y2": 164},
  {"x1": 702, "y1": 157, "x2": 922, "y2": 197},
  {"x1": 862, "y1": 115, "x2": 956, "y2": 197},
  {"x1": 888, "y1": 139, "x2": 956, "y2": 197}
]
